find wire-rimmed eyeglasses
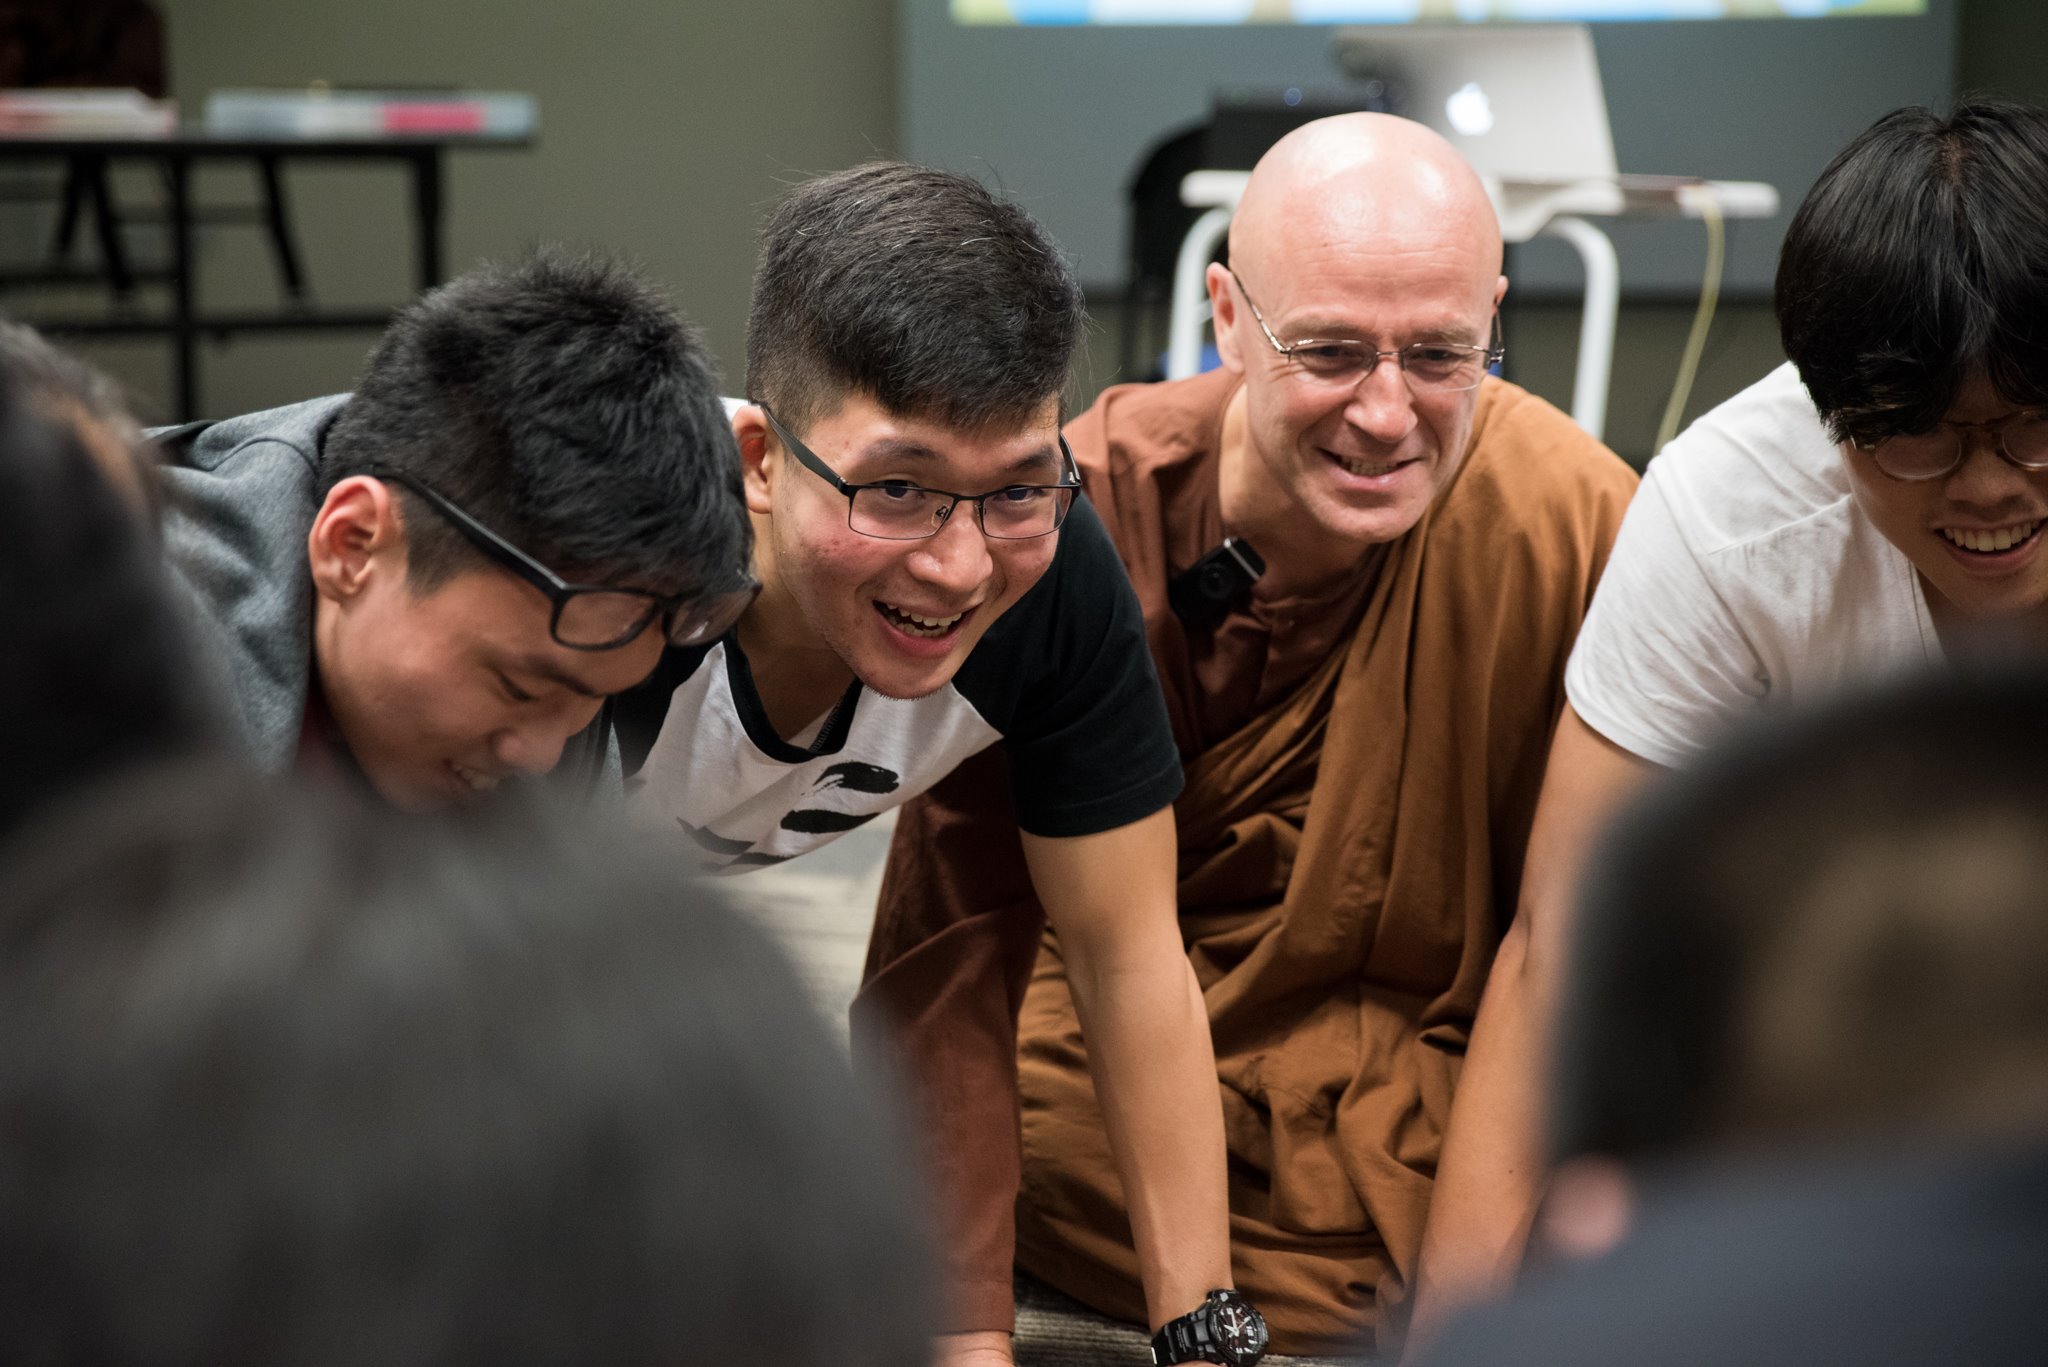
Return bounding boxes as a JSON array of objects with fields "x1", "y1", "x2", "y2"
[
  {"x1": 1849, "y1": 410, "x2": 2048, "y2": 482},
  {"x1": 364, "y1": 465, "x2": 760, "y2": 650},
  {"x1": 759, "y1": 405, "x2": 1081, "y2": 541},
  {"x1": 1227, "y1": 267, "x2": 1503, "y2": 393}
]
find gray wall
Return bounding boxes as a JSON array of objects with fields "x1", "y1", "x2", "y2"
[{"x1": 1957, "y1": 0, "x2": 2048, "y2": 104}]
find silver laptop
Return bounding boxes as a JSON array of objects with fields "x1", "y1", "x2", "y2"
[{"x1": 1330, "y1": 24, "x2": 1619, "y2": 184}]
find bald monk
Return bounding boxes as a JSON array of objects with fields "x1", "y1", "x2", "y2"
[{"x1": 859, "y1": 115, "x2": 1637, "y2": 1363}]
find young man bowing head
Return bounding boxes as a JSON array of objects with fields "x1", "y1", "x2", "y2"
[
  {"x1": 614, "y1": 164, "x2": 1237, "y2": 1367},
  {"x1": 155, "y1": 250, "x2": 755, "y2": 809}
]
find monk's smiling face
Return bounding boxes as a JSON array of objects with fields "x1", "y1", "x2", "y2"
[{"x1": 1211, "y1": 114, "x2": 1507, "y2": 591}]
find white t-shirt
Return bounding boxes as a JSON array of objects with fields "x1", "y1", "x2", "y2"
[{"x1": 1565, "y1": 363, "x2": 1944, "y2": 767}]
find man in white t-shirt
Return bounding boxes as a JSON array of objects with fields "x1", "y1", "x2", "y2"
[
  {"x1": 1561, "y1": 361, "x2": 1944, "y2": 764},
  {"x1": 1408, "y1": 97, "x2": 2048, "y2": 1344}
]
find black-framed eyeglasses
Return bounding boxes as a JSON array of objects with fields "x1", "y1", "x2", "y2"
[
  {"x1": 1227, "y1": 267, "x2": 1503, "y2": 393},
  {"x1": 759, "y1": 405, "x2": 1081, "y2": 542},
  {"x1": 362, "y1": 465, "x2": 760, "y2": 650},
  {"x1": 1849, "y1": 410, "x2": 2048, "y2": 482}
]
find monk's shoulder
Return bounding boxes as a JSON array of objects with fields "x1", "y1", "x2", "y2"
[
  {"x1": 1069, "y1": 369, "x2": 1237, "y2": 479},
  {"x1": 1456, "y1": 376, "x2": 1638, "y2": 520}
]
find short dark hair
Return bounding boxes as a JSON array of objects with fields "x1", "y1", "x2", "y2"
[
  {"x1": 744, "y1": 162, "x2": 1084, "y2": 434},
  {"x1": 0, "y1": 765, "x2": 935, "y2": 1367},
  {"x1": 1552, "y1": 666, "x2": 2048, "y2": 1168},
  {"x1": 320, "y1": 247, "x2": 750, "y2": 595},
  {"x1": 0, "y1": 349, "x2": 215, "y2": 841},
  {"x1": 1776, "y1": 98, "x2": 2048, "y2": 445}
]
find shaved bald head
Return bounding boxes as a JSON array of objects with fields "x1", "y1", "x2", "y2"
[
  {"x1": 1209, "y1": 112, "x2": 1509, "y2": 589},
  {"x1": 1229, "y1": 112, "x2": 1503, "y2": 285}
]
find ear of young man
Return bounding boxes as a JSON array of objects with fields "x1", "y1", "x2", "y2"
[{"x1": 306, "y1": 475, "x2": 406, "y2": 603}]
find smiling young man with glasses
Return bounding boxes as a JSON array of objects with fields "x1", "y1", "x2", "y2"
[
  {"x1": 869, "y1": 117, "x2": 1636, "y2": 1362},
  {"x1": 154, "y1": 249, "x2": 752, "y2": 811},
  {"x1": 612, "y1": 162, "x2": 1243, "y2": 1367},
  {"x1": 1416, "y1": 99, "x2": 2048, "y2": 1348}
]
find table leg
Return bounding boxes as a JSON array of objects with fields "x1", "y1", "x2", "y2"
[
  {"x1": 86, "y1": 158, "x2": 137, "y2": 299},
  {"x1": 411, "y1": 148, "x2": 444, "y2": 294},
  {"x1": 166, "y1": 153, "x2": 198, "y2": 421},
  {"x1": 257, "y1": 155, "x2": 309, "y2": 302},
  {"x1": 51, "y1": 157, "x2": 88, "y2": 264}
]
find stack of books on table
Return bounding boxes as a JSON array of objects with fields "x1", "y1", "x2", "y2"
[
  {"x1": 0, "y1": 89, "x2": 178, "y2": 137},
  {"x1": 205, "y1": 89, "x2": 537, "y2": 139}
]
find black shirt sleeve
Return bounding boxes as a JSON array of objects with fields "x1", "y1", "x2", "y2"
[{"x1": 952, "y1": 496, "x2": 1183, "y2": 838}]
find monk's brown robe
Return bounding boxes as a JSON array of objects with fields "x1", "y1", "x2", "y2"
[{"x1": 857, "y1": 368, "x2": 1637, "y2": 1355}]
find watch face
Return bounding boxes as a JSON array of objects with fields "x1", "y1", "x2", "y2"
[{"x1": 1211, "y1": 1297, "x2": 1268, "y2": 1366}]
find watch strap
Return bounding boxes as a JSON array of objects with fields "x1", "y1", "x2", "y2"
[{"x1": 1149, "y1": 1290, "x2": 1266, "y2": 1366}]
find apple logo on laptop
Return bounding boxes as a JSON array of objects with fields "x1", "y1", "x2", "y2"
[{"x1": 1446, "y1": 82, "x2": 1494, "y2": 138}]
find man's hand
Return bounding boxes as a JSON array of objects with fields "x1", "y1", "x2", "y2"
[
  {"x1": 937, "y1": 1330, "x2": 1015, "y2": 1367},
  {"x1": 1021, "y1": 807, "x2": 1235, "y2": 1331},
  {"x1": 1404, "y1": 706, "x2": 1654, "y2": 1356}
]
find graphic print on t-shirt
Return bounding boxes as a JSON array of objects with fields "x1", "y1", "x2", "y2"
[
  {"x1": 626, "y1": 639, "x2": 1001, "y2": 874},
  {"x1": 673, "y1": 759, "x2": 903, "y2": 861}
]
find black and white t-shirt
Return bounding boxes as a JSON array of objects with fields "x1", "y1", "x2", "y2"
[{"x1": 615, "y1": 497, "x2": 1182, "y2": 874}]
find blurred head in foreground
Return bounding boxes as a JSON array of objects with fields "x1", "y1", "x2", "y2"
[
  {"x1": 0, "y1": 768, "x2": 934, "y2": 1367},
  {"x1": 0, "y1": 324, "x2": 213, "y2": 839},
  {"x1": 1549, "y1": 665, "x2": 2048, "y2": 1198},
  {"x1": 1419, "y1": 666, "x2": 2048, "y2": 1367}
]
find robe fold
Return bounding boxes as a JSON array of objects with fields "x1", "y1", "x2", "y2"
[{"x1": 856, "y1": 367, "x2": 1637, "y2": 1355}]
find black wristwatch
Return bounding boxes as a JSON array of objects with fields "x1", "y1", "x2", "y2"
[{"x1": 1150, "y1": 1289, "x2": 1269, "y2": 1366}]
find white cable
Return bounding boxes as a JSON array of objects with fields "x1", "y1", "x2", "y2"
[{"x1": 1655, "y1": 192, "x2": 1725, "y2": 455}]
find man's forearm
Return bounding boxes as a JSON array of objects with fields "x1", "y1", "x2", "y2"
[
  {"x1": 1066, "y1": 938, "x2": 1233, "y2": 1328},
  {"x1": 1023, "y1": 810, "x2": 1235, "y2": 1332}
]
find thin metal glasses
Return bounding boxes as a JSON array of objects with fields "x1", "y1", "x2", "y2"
[
  {"x1": 1227, "y1": 267, "x2": 1503, "y2": 393},
  {"x1": 1850, "y1": 410, "x2": 2048, "y2": 482},
  {"x1": 366, "y1": 466, "x2": 760, "y2": 650},
  {"x1": 760, "y1": 406, "x2": 1081, "y2": 541}
]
